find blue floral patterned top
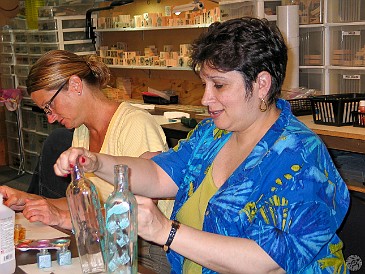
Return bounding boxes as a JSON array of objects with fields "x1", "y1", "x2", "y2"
[{"x1": 152, "y1": 99, "x2": 350, "y2": 274}]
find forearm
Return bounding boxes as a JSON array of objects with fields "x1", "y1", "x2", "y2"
[
  {"x1": 95, "y1": 153, "x2": 177, "y2": 198},
  {"x1": 46, "y1": 197, "x2": 68, "y2": 210},
  {"x1": 167, "y1": 224, "x2": 284, "y2": 274}
]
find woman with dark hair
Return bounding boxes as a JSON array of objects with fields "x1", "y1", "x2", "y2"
[{"x1": 55, "y1": 18, "x2": 349, "y2": 273}]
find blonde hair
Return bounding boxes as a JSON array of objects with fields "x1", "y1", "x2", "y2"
[{"x1": 26, "y1": 50, "x2": 110, "y2": 93}]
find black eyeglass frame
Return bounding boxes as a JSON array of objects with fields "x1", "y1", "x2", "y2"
[{"x1": 43, "y1": 81, "x2": 67, "y2": 115}]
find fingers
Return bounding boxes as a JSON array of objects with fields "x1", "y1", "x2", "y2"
[
  {"x1": 0, "y1": 186, "x2": 28, "y2": 210},
  {"x1": 54, "y1": 147, "x2": 97, "y2": 176},
  {"x1": 135, "y1": 195, "x2": 170, "y2": 245},
  {"x1": 22, "y1": 199, "x2": 60, "y2": 226}
]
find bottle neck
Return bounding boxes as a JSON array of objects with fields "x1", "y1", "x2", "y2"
[
  {"x1": 114, "y1": 164, "x2": 129, "y2": 192},
  {"x1": 71, "y1": 163, "x2": 84, "y2": 182}
]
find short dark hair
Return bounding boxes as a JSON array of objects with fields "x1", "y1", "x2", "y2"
[{"x1": 190, "y1": 17, "x2": 287, "y2": 105}]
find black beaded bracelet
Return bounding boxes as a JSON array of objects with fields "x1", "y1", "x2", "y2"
[{"x1": 163, "y1": 220, "x2": 180, "y2": 253}]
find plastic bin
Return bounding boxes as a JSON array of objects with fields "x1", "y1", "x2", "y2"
[
  {"x1": 16, "y1": 75, "x2": 28, "y2": 88},
  {"x1": 310, "y1": 93, "x2": 365, "y2": 126},
  {"x1": 61, "y1": 18, "x2": 86, "y2": 29},
  {"x1": 1, "y1": 74, "x2": 15, "y2": 89},
  {"x1": 28, "y1": 44, "x2": 42, "y2": 55},
  {"x1": 14, "y1": 32, "x2": 27, "y2": 42},
  {"x1": 0, "y1": 43, "x2": 13, "y2": 53},
  {"x1": 8, "y1": 152, "x2": 21, "y2": 170},
  {"x1": 1, "y1": 31, "x2": 14, "y2": 42},
  {"x1": 5, "y1": 121, "x2": 18, "y2": 138},
  {"x1": 21, "y1": 107, "x2": 37, "y2": 131},
  {"x1": 22, "y1": 128, "x2": 37, "y2": 152},
  {"x1": 41, "y1": 44, "x2": 59, "y2": 54},
  {"x1": 299, "y1": 27, "x2": 324, "y2": 66},
  {"x1": 64, "y1": 43, "x2": 95, "y2": 53},
  {"x1": 63, "y1": 31, "x2": 86, "y2": 41},
  {"x1": 35, "y1": 132, "x2": 48, "y2": 154},
  {"x1": 38, "y1": 19, "x2": 57, "y2": 30},
  {"x1": 299, "y1": 68, "x2": 325, "y2": 93},
  {"x1": 329, "y1": 69, "x2": 365, "y2": 94},
  {"x1": 14, "y1": 43, "x2": 28, "y2": 54},
  {"x1": 39, "y1": 31, "x2": 58, "y2": 43},
  {"x1": 0, "y1": 64, "x2": 13, "y2": 75},
  {"x1": 4, "y1": 108, "x2": 17, "y2": 123},
  {"x1": 15, "y1": 54, "x2": 29, "y2": 65},
  {"x1": 27, "y1": 31, "x2": 41, "y2": 43},
  {"x1": 330, "y1": 25, "x2": 365, "y2": 67},
  {"x1": 35, "y1": 112, "x2": 50, "y2": 134},
  {"x1": 24, "y1": 149, "x2": 39, "y2": 174},
  {"x1": 7, "y1": 136, "x2": 20, "y2": 154},
  {"x1": 328, "y1": 0, "x2": 365, "y2": 23},
  {"x1": 219, "y1": 1, "x2": 254, "y2": 22},
  {"x1": 14, "y1": 65, "x2": 30, "y2": 77},
  {"x1": 1, "y1": 53, "x2": 14, "y2": 65},
  {"x1": 29, "y1": 54, "x2": 41, "y2": 65}
]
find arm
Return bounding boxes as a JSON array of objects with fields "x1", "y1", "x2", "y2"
[
  {"x1": 0, "y1": 186, "x2": 72, "y2": 229},
  {"x1": 0, "y1": 185, "x2": 39, "y2": 211},
  {"x1": 136, "y1": 195, "x2": 284, "y2": 274},
  {"x1": 54, "y1": 147, "x2": 178, "y2": 198},
  {"x1": 22, "y1": 197, "x2": 72, "y2": 229}
]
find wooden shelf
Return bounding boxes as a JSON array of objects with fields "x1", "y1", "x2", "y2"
[{"x1": 95, "y1": 24, "x2": 211, "y2": 32}]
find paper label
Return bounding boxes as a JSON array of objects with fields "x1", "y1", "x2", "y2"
[{"x1": 0, "y1": 216, "x2": 15, "y2": 264}]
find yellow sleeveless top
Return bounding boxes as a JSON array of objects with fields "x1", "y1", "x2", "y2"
[{"x1": 176, "y1": 164, "x2": 218, "y2": 273}]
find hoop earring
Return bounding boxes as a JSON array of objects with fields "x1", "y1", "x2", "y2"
[{"x1": 259, "y1": 98, "x2": 268, "y2": 112}]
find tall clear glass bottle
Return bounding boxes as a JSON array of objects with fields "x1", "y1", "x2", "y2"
[
  {"x1": 105, "y1": 164, "x2": 138, "y2": 274},
  {"x1": 66, "y1": 158, "x2": 106, "y2": 274}
]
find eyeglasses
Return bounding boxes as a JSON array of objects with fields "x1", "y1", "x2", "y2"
[{"x1": 43, "y1": 81, "x2": 67, "y2": 115}]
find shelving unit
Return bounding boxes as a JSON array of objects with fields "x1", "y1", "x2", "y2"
[
  {"x1": 0, "y1": 14, "x2": 95, "y2": 173},
  {"x1": 299, "y1": 0, "x2": 365, "y2": 95}
]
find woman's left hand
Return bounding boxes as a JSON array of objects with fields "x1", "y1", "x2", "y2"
[{"x1": 135, "y1": 195, "x2": 171, "y2": 246}]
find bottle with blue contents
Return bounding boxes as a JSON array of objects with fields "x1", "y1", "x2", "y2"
[{"x1": 105, "y1": 164, "x2": 138, "y2": 273}]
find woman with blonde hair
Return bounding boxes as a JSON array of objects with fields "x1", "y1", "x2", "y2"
[{"x1": 0, "y1": 49, "x2": 171, "y2": 273}]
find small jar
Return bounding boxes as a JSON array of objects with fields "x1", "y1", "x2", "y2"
[
  {"x1": 37, "y1": 249, "x2": 52, "y2": 269},
  {"x1": 57, "y1": 244, "x2": 72, "y2": 266},
  {"x1": 359, "y1": 100, "x2": 365, "y2": 113}
]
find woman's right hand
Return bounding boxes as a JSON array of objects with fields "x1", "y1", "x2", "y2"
[
  {"x1": 54, "y1": 147, "x2": 99, "y2": 176},
  {"x1": 22, "y1": 198, "x2": 72, "y2": 229},
  {"x1": 0, "y1": 185, "x2": 37, "y2": 211}
]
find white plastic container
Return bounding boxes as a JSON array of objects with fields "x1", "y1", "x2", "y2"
[{"x1": 0, "y1": 193, "x2": 16, "y2": 274}]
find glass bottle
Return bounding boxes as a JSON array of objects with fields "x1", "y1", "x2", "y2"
[
  {"x1": 105, "y1": 165, "x2": 138, "y2": 274},
  {"x1": 37, "y1": 249, "x2": 51, "y2": 269},
  {"x1": 57, "y1": 244, "x2": 72, "y2": 266},
  {"x1": 66, "y1": 158, "x2": 106, "y2": 274}
]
